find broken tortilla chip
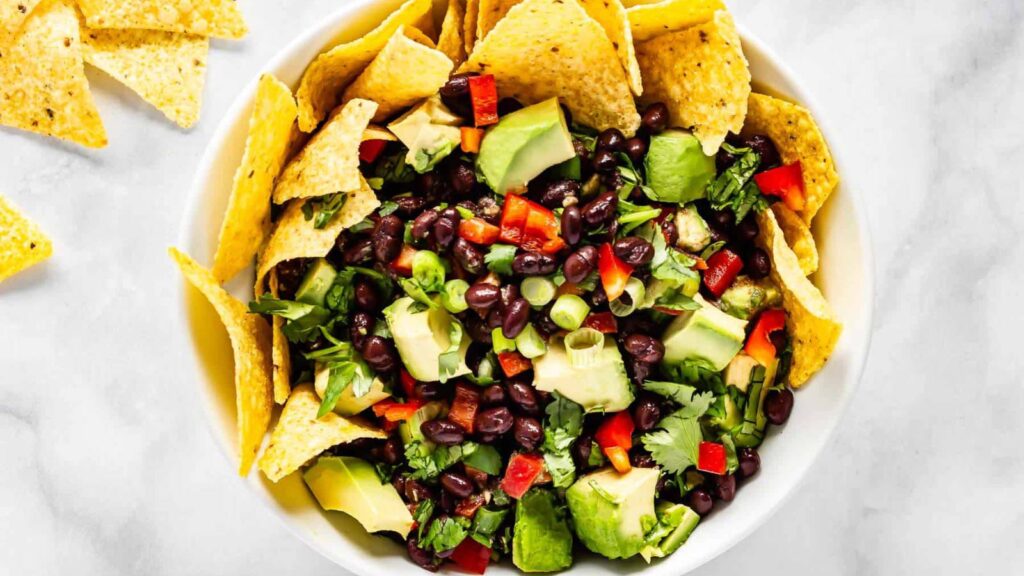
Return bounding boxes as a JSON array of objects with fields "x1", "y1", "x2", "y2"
[
  {"x1": 0, "y1": 0, "x2": 42, "y2": 50},
  {"x1": 437, "y1": 0, "x2": 467, "y2": 68},
  {"x1": 463, "y1": 0, "x2": 479, "y2": 55},
  {"x1": 755, "y1": 209, "x2": 841, "y2": 388},
  {"x1": 626, "y1": 0, "x2": 723, "y2": 42},
  {"x1": 76, "y1": 0, "x2": 247, "y2": 39},
  {"x1": 274, "y1": 98, "x2": 378, "y2": 205},
  {"x1": 0, "y1": 195, "x2": 52, "y2": 283},
  {"x1": 169, "y1": 248, "x2": 273, "y2": 475},
  {"x1": 341, "y1": 27, "x2": 453, "y2": 123},
  {"x1": 743, "y1": 93, "x2": 839, "y2": 224},
  {"x1": 0, "y1": 0, "x2": 106, "y2": 148},
  {"x1": 636, "y1": 10, "x2": 749, "y2": 155},
  {"x1": 258, "y1": 384, "x2": 385, "y2": 483},
  {"x1": 267, "y1": 269, "x2": 292, "y2": 404},
  {"x1": 80, "y1": 25, "x2": 208, "y2": 128},
  {"x1": 295, "y1": 0, "x2": 432, "y2": 132},
  {"x1": 771, "y1": 203, "x2": 818, "y2": 275},
  {"x1": 212, "y1": 74, "x2": 298, "y2": 284},
  {"x1": 462, "y1": 0, "x2": 640, "y2": 135}
]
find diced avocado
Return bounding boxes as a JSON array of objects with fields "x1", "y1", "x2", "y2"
[
  {"x1": 724, "y1": 353, "x2": 760, "y2": 393},
  {"x1": 643, "y1": 130, "x2": 716, "y2": 204},
  {"x1": 640, "y1": 502, "x2": 701, "y2": 561},
  {"x1": 399, "y1": 401, "x2": 446, "y2": 446},
  {"x1": 533, "y1": 336, "x2": 633, "y2": 413},
  {"x1": 566, "y1": 466, "x2": 660, "y2": 560},
  {"x1": 718, "y1": 276, "x2": 782, "y2": 320},
  {"x1": 675, "y1": 205, "x2": 712, "y2": 253},
  {"x1": 661, "y1": 294, "x2": 747, "y2": 372},
  {"x1": 512, "y1": 488, "x2": 574, "y2": 573},
  {"x1": 313, "y1": 363, "x2": 391, "y2": 416},
  {"x1": 383, "y1": 297, "x2": 471, "y2": 382},
  {"x1": 388, "y1": 95, "x2": 462, "y2": 173},
  {"x1": 295, "y1": 258, "x2": 337, "y2": 307},
  {"x1": 711, "y1": 393, "x2": 743, "y2": 432},
  {"x1": 303, "y1": 456, "x2": 414, "y2": 537},
  {"x1": 476, "y1": 98, "x2": 576, "y2": 195}
]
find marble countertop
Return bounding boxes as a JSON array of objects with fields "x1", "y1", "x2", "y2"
[{"x1": 2, "y1": 0, "x2": 1021, "y2": 573}]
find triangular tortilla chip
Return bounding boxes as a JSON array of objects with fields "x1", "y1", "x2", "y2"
[
  {"x1": 169, "y1": 248, "x2": 273, "y2": 475},
  {"x1": 743, "y1": 93, "x2": 839, "y2": 224},
  {"x1": 294, "y1": 0, "x2": 432, "y2": 132},
  {"x1": 755, "y1": 209, "x2": 841, "y2": 388},
  {"x1": 0, "y1": 0, "x2": 106, "y2": 148},
  {"x1": 636, "y1": 10, "x2": 749, "y2": 154},
  {"x1": 0, "y1": 0, "x2": 42, "y2": 50},
  {"x1": 476, "y1": 0, "x2": 517, "y2": 41},
  {"x1": 462, "y1": 0, "x2": 640, "y2": 135},
  {"x1": 577, "y1": 0, "x2": 642, "y2": 96},
  {"x1": 258, "y1": 384, "x2": 385, "y2": 483},
  {"x1": 341, "y1": 27, "x2": 453, "y2": 123},
  {"x1": 463, "y1": 0, "x2": 479, "y2": 55},
  {"x1": 267, "y1": 269, "x2": 292, "y2": 405},
  {"x1": 80, "y1": 25, "x2": 208, "y2": 128},
  {"x1": 76, "y1": 0, "x2": 247, "y2": 39},
  {"x1": 626, "y1": 0, "x2": 723, "y2": 42},
  {"x1": 0, "y1": 194, "x2": 52, "y2": 283},
  {"x1": 274, "y1": 98, "x2": 378, "y2": 204},
  {"x1": 212, "y1": 74, "x2": 298, "y2": 284},
  {"x1": 437, "y1": 0, "x2": 467, "y2": 68},
  {"x1": 771, "y1": 203, "x2": 818, "y2": 276}
]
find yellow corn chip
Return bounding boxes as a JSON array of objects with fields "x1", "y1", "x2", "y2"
[
  {"x1": 258, "y1": 384, "x2": 385, "y2": 483},
  {"x1": 437, "y1": 0, "x2": 467, "y2": 68},
  {"x1": 212, "y1": 74, "x2": 297, "y2": 284},
  {"x1": 771, "y1": 203, "x2": 818, "y2": 276},
  {"x1": 0, "y1": 0, "x2": 106, "y2": 148},
  {"x1": 743, "y1": 93, "x2": 839, "y2": 224},
  {"x1": 463, "y1": 0, "x2": 479, "y2": 55},
  {"x1": 0, "y1": 195, "x2": 52, "y2": 283},
  {"x1": 256, "y1": 177, "x2": 380, "y2": 292},
  {"x1": 80, "y1": 25, "x2": 208, "y2": 128},
  {"x1": 169, "y1": 248, "x2": 273, "y2": 475},
  {"x1": 342, "y1": 27, "x2": 453, "y2": 123},
  {"x1": 476, "y1": 0, "x2": 517, "y2": 41},
  {"x1": 462, "y1": 0, "x2": 640, "y2": 135},
  {"x1": 636, "y1": 10, "x2": 749, "y2": 154},
  {"x1": 362, "y1": 125, "x2": 397, "y2": 142},
  {"x1": 273, "y1": 99, "x2": 378, "y2": 205},
  {"x1": 755, "y1": 209, "x2": 841, "y2": 388},
  {"x1": 77, "y1": 0, "x2": 247, "y2": 39},
  {"x1": 267, "y1": 269, "x2": 292, "y2": 404},
  {"x1": 295, "y1": 0, "x2": 432, "y2": 132},
  {"x1": 626, "y1": 0, "x2": 723, "y2": 42},
  {"x1": 0, "y1": 0, "x2": 42, "y2": 50},
  {"x1": 577, "y1": 0, "x2": 642, "y2": 96}
]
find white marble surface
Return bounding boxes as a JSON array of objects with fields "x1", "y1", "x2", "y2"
[{"x1": 1, "y1": 0, "x2": 1022, "y2": 574}]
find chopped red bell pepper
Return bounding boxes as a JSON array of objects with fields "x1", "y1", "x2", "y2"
[
  {"x1": 390, "y1": 244, "x2": 417, "y2": 277},
  {"x1": 459, "y1": 217, "x2": 501, "y2": 245},
  {"x1": 497, "y1": 351, "x2": 531, "y2": 377},
  {"x1": 500, "y1": 452, "x2": 545, "y2": 499},
  {"x1": 400, "y1": 369, "x2": 417, "y2": 399},
  {"x1": 372, "y1": 399, "x2": 424, "y2": 422},
  {"x1": 597, "y1": 243, "x2": 634, "y2": 301},
  {"x1": 461, "y1": 126, "x2": 485, "y2": 154},
  {"x1": 745, "y1": 308, "x2": 787, "y2": 367},
  {"x1": 450, "y1": 536, "x2": 491, "y2": 574},
  {"x1": 582, "y1": 311, "x2": 618, "y2": 334},
  {"x1": 498, "y1": 194, "x2": 564, "y2": 255},
  {"x1": 754, "y1": 162, "x2": 805, "y2": 212},
  {"x1": 604, "y1": 446, "x2": 632, "y2": 474},
  {"x1": 468, "y1": 74, "x2": 499, "y2": 127},
  {"x1": 449, "y1": 382, "x2": 481, "y2": 433},
  {"x1": 358, "y1": 139, "x2": 388, "y2": 164},
  {"x1": 703, "y1": 248, "x2": 743, "y2": 297},
  {"x1": 595, "y1": 410, "x2": 635, "y2": 451},
  {"x1": 697, "y1": 441, "x2": 727, "y2": 475}
]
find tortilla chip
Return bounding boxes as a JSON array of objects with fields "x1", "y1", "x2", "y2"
[
  {"x1": 744, "y1": 93, "x2": 839, "y2": 224},
  {"x1": 463, "y1": 0, "x2": 479, "y2": 55},
  {"x1": 256, "y1": 177, "x2": 380, "y2": 292},
  {"x1": 771, "y1": 203, "x2": 818, "y2": 276},
  {"x1": 341, "y1": 27, "x2": 453, "y2": 123},
  {"x1": 437, "y1": 0, "x2": 467, "y2": 68},
  {"x1": 476, "y1": 0, "x2": 517, "y2": 41},
  {"x1": 755, "y1": 209, "x2": 841, "y2": 388},
  {"x1": 169, "y1": 248, "x2": 273, "y2": 475},
  {"x1": 267, "y1": 269, "x2": 292, "y2": 405},
  {"x1": 80, "y1": 25, "x2": 208, "y2": 128},
  {"x1": 576, "y1": 0, "x2": 642, "y2": 96},
  {"x1": 76, "y1": 0, "x2": 247, "y2": 39},
  {"x1": 212, "y1": 75, "x2": 298, "y2": 284},
  {"x1": 462, "y1": 0, "x2": 640, "y2": 135},
  {"x1": 363, "y1": 125, "x2": 397, "y2": 142},
  {"x1": 295, "y1": 0, "x2": 432, "y2": 132},
  {"x1": 273, "y1": 98, "x2": 378, "y2": 204},
  {"x1": 626, "y1": 0, "x2": 723, "y2": 42},
  {"x1": 0, "y1": 195, "x2": 52, "y2": 283},
  {"x1": 636, "y1": 10, "x2": 749, "y2": 155},
  {"x1": 258, "y1": 384, "x2": 385, "y2": 483},
  {"x1": 0, "y1": 0, "x2": 42, "y2": 50},
  {"x1": 0, "y1": 0, "x2": 106, "y2": 148}
]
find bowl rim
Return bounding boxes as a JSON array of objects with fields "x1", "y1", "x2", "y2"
[{"x1": 176, "y1": 2, "x2": 874, "y2": 574}]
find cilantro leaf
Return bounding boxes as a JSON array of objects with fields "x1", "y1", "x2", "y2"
[
  {"x1": 420, "y1": 516, "x2": 470, "y2": 553},
  {"x1": 642, "y1": 380, "x2": 700, "y2": 405},
  {"x1": 414, "y1": 500, "x2": 435, "y2": 540},
  {"x1": 485, "y1": 244, "x2": 517, "y2": 276},
  {"x1": 642, "y1": 409, "x2": 705, "y2": 474},
  {"x1": 317, "y1": 362, "x2": 356, "y2": 417},
  {"x1": 438, "y1": 319, "x2": 464, "y2": 383},
  {"x1": 249, "y1": 296, "x2": 333, "y2": 343},
  {"x1": 370, "y1": 149, "x2": 416, "y2": 185},
  {"x1": 378, "y1": 200, "x2": 399, "y2": 216},
  {"x1": 706, "y1": 143, "x2": 768, "y2": 221},
  {"x1": 540, "y1": 394, "x2": 583, "y2": 488}
]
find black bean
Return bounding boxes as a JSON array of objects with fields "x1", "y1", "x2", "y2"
[
  {"x1": 274, "y1": 260, "x2": 307, "y2": 300},
  {"x1": 440, "y1": 471, "x2": 475, "y2": 498},
  {"x1": 477, "y1": 196, "x2": 502, "y2": 224},
  {"x1": 589, "y1": 284, "x2": 608, "y2": 308},
  {"x1": 501, "y1": 298, "x2": 530, "y2": 338},
  {"x1": 498, "y1": 97, "x2": 524, "y2": 116},
  {"x1": 432, "y1": 215, "x2": 458, "y2": 250},
  {"x1": 660, "y1": 216, "x2": 679, "y2": 246},
  {"x1": 573, "y1": 138, "x2": 592, "y2": 176},
  {"x1": 407, "y1": 537, "x2": 442, "y2": 572},
  {"x1": 506, "y1": 380, "x2": 539, "y2": 414},
  {"x1": 624, "y1": 137, "x2": 648, "y2": 164},
  {"x1": 573, "y1": 435, "x2": 593, "y2": 469},
  {"x1": 641, "y1": 102, "x2": 669, "y2": 134},
  {"x1": 415, "y1": 172, "x2": 446, "y2": 204},
  {"x1": 499, "y1": 284, "x2": 520, "y2": 310},
  {"x1": 686, "y1": 488, "x2": 714, "y2": 516},
  {"x1": 764, "y1": 388, "x2": 794, "y2": 425},
  {"x1": 595, "y1": 128, "x2": 626, "y2": 152},
  {"x1": 376, "y1": 214, "x2": 403, "y2": 237},
  {"x1": 437, "y1": 491, "x2": 455, "y2": 515},
  {"x1": 619, "y1": 315, "x2": 657, "y2": 337},
  {"x1": 350, "y1": 312, "x2": 374, "y2": 351},
  {"x1": 591, "y1": 148, "x2": 618, "y2": 174},
  {"x1": 447, "y1": 239, "x2": 478, "y2": 275},
  {"x1": 421, "y1": 419, "x2": 466, "y2": 446},
  {"x1": 513, "y1": 416, "x2": 544, "y2": 451},
  {"x1": 405, "y1": 479, "x2": 433, "y2": 503},
  {"x1": 415, "y1": 382, "x2": 445, "y2": 402},
  {"x1": 631, "y1": 451, "x2": 656, "y2": 468},
  {"x1": 561, "y1": 205, "x2": 582, "y2": 246},
  {"x1": 480, "y1": 385, "x2": 507, "y2": 406},
  {"x1": 613, "y1": 236, "x2": 655, "y2": 267},
  {"x1": 411, "y1": 209, "x2": 440, "y2": 240},
  {"x1": 581, "y1": 192, "x2": 617, "y2": 226},
  {"x1": 536, "y1": 179, "x2": 580, "y2": 208},
  {"x1": 737, "y1": 447, "x2": 760, "y2": 479},
  {"x1": 710, "y1": 474, "x2": 737, "y2": 502},
  {"x1": 717, "y1": 145, "x2": 739, "y2": 174},
  {"x1": 734, "y1": 216, "x2": 760, "y2": 243},
  {"x1": 744, "y1": 134, "x2": 781, "y2": 169},
  {"x1": 380, "y1": 437, "x2": 402, "y2": 464},
  {"x1": 439, "y1": 72, "x2": 476, "y2": 118},
  {"x1": 475, "y1": 406, "x2": 514, "y2": 435},
  {"x1": 362, "y1": 335, "x2": 398, "y2": 373},
  {"x1": 535, "y1": 303, "x2": 561, "y2": 338},
  {"x1": 746, "y1": 248, "x2": 771, "y2": 279},
  {"x1": 563, "y1": 245, "x2": 597, "y2": 284},
  {"x1": 465, "y1": 282, "x2": 501, "y2": 312},
  {"x1": 629, "y1": 359, "x2": 653, "y2": 383},
  {"x1": 393, "y1": 196, "x2": 426, "y2": 217},
  {"x1": 633, "y1": 397, "x2": 662, "y2": 432},
  {"x1": 624, "y1": 334, "x2": 665, "y2": 364},
  {"x1": 465, "y1": 316, "x2": 493, "y2": 344},
  {"x1": 353, "y1": 279, "x2": 380, "y2": 311},
  {"x1": 342, "y1": 237, "x2": 374, "y2": 265},
  {"x1": 444, "y1": 162, "x2": 476, "y2": 198},
  {"x1": 512, "y1": 252, "x2": 558, "y2": 276},
  {"x1": 486, "y1": 307, "x2": 503, "y2": 329},
  {"x1": 709, "y1": 209, "x2": 735, "y2": 233}
]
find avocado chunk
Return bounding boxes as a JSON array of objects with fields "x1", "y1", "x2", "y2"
[
  {"x1": 566, "y1": 466, "x2": 660, "y2": 560},
  {"x1": 643, "y1": 130, "x2": 716, "y2": 204},
  {"x1": 303, "y1": 456, "x2": 414, "y2": 538},
  {"x1": 640, "y1": 502, "x2": 701, "y2": 561},
  {"x1": 295, "y1": 258, "x2": 337, "y2": 307},
  {"x1": 313, "y1": 362, "x2": 391, "y2": 416},
  {"x1": 675, "y1": 205, "x2": 712, "y2": 253},
  {"x1": 718, "y1": 276, "x2": 782, "y2": 320},
  {"x1": 512, "y1": 488, "x2": 574, "y2": 572},
  {"x1": 723, "y1": 353, "x2": 760, "y2": 393},
  {"x1": 383, "y1": 297, "x2": 471, "y2": 382},
  {"x1": 661, "y1": 294, "x2": 747, "y2": 372},
  {"x1": 532, "y1": 336, "x2": 633, "y2": 413},
  {"x1": 388, "y1": 95, "x2": 462, "y2": 173},
  {"x1": 476, "y1": 98, "x2": 575, "y2": 195}
]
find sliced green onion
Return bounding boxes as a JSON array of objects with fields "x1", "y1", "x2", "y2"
[
  {"x1": 514, "y1": 324, "x2": 547, "y2": 359},
  {"x1": 550, "y1": 294, "x2": 590, "y2": 331},
  {"x1": 412, "y1": 250, "x2": 446, "y2": 292},
  {"x1": 492, "y1": 327, "x2": 517, "y2": 354},
  {"x1": 521, "y1": 277, "x2": 557, "y2": 307},
  {"x1": 441, "y1": 279, "x2": 470, "y2": 313},
  {"x1": 564, "y1": 328, "x2": 604, "y2": 368},
  {"x1": 610, "y1": 277, "x2": 646, "y2": 317}
]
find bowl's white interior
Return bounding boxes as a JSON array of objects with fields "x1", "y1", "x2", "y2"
[{"x1": 177, "y1": 1, "x2": 873, "y2": 573}]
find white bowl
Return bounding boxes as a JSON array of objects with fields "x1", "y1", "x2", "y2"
[{"x1": 177, "y1": 1, "x2": 873, "y2": 573}]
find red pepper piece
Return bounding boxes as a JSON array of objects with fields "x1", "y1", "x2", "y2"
[
  {"x1": 754, "y1": 162, "x2": 805, "y2": 212},
  {"x1": 461, "y1": 127, "x2": 485, "y2": 154},
  {"x1": 703, "y1": 248, "x2": 743, "y2": 297},
  {"x1": 595, "y1": 410, "x2": 635, "y2": 451},
  {"x1": 582, "y1": 311, "x2": 618, "y2": 334},
  {"x1": 358, "y1": 139, "x2": 388, "y2": 164},
  {"x1": 697, "y1": 441, "x2": 728, "y2": 475},
  {"x1": 498, "y1": 194, "x2": 530, "y2": 245},
  {"x1": 468, "y1": 74, "x2": 499, "y2": 127},
  {"x1": 450, "y1": 536, "x2": 491, "y2": 574},
  {"x1": 459, "y1": 217, "x2": 501, "y2": 245},
  {"x1": 597, "y1": 243, "x2": 634, "y2": 301},
  {"x1": 390, "y1": 244, "x2": 417, "y2": 277},
  {"x1": 372, "y1": 399, "x2": 424, "y2": 422},
  {"x1": 400, "y1": 369, "x2": 417, "y2": 399},
  {"x1": 500, "y1": 452, "x2": 545, "y2": 499},
  {"x1": 604, "y1": 446, "x2": 632, "y2": 474},
  {"x1": 497, "y1": 351, "x2": 531, "y2": 377},
  {"x1": 449, "y1": 382, "x2": 481, "y2": 433},
  {"x1": 499, "y1": 194, "x2": 563, "y2": 254},
  {"x1": 744, "y1": 308, "x2": 787, "y2": 366}
]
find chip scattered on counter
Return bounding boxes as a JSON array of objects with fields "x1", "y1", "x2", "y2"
[
  {"x1": 0, "y1": 0, "x2": 42, "y2": 50},
  {"x1": 771, "y1": 203, "x2": 818, "y2": 276},
  {"x1": 0, "y1": 195, "x2": 53, "y2": 283},
  {"x1": 76, "y1": 0, "x2": 247, "y2": 39},
  {"x1": 437, "y1": 0, "x2": 468, "y2": 69},
  {"x1": 627, "y1": 0, "x2": 723, "y2": 42}
]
